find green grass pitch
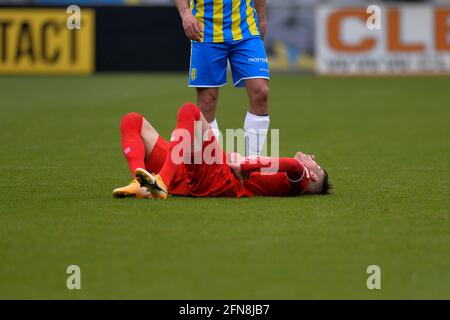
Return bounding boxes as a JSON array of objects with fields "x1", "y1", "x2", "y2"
[{"x1": 0, "y1": 74, "x2": 449, "y2": 299}]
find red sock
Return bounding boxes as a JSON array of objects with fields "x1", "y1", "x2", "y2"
[
  {"x1": 159, "y1": 103, "x2": 201, "y2": 186},
  {"x1": 120, "y1": 112, "x2": 146, "y2": 179}
]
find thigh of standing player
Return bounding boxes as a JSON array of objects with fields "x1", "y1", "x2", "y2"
[
  {"x1": 189, "y1": 41, "x2": 228, "y2": 122},
  {"x1": 229, "y1": 37, "x2": 270, "y2": 115}
]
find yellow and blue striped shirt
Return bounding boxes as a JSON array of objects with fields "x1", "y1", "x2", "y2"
[{"x1": 190, "y1": 0, "x2": 260, "y2": 43}]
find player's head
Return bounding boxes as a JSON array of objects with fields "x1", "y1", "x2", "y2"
[{"x1": 294, "y1": 152, "x2": 332, "y2": 195}]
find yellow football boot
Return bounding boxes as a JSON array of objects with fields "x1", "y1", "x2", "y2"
[
  {"x1": 135, "y1": 168, "x2": 168, "y2": 200},
  {"x1": 112, "y1": 179, "x2": 152, "y2": 199}
]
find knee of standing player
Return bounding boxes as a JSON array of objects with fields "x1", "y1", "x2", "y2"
[
  {"x1": 120, "y1": 112, "x2": 143, "y2": 132},
  {"x1": 178, "y1": 102, "x2": 201, "y2": 121},
  {"x1": 249, "y1": 84, "x2": 269, "y2": 114},
  {"x1": 198, "y1": 89, "x2": 218, "y2": 114}
]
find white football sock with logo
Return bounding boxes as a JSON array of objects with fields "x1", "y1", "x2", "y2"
[
  {"x1": 244, "y1": 111, "x2": 270, "y2": 156},
  {"x1": 209, "y1": 118, "x2": 220, "y2": 140}
]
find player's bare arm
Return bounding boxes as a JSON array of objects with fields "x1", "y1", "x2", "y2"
[
  {"x1": 175, "y1": 0, "x2": 203, "y2": 42},
  {"x1": 254, "y1": 0, "x2": 267, "y2": 40}
]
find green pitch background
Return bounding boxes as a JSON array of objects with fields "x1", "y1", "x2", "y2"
[{"x1": 0, "y1": 75, "x2": 449, "y2": 299}]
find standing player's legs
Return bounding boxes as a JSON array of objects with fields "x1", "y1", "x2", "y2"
[
  {"x1": 112, "y1": 113, "x2": 165, "y2": 198},
  {"x1": 245, "y1": 78, "x2": 269, "y2": 116},
  {"x1": 197, "y1": 88, "x2": 220, "y2": 138},
  {"x1": 244, "y1": 78, "x2": 270, "y2": 155},
  {"x1": 142, "y1": 119, "x2": 170, "y2": 175},
  {"x1": 189, "y1": 41, "x2": 229, "y2": 139},
  {"x1": 229, "y1": 37, "x2": 271, "y2": 156}
]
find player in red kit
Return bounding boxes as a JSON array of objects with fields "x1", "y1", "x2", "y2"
[{"x1": 112, "y1": 102, "x2": 331, "y2": 199}]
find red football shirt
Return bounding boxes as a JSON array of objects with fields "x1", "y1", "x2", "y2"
[
  {"x1": 168, "y1": 156, "x2": 310, "y2": 198},
  {"x1": 239, "y1": 157, "x2": 311, "y2": 197}
]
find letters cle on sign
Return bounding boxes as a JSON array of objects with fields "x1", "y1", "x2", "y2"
[{"x1": 316, "y1": 6, "x2": 450, "y2": 75}]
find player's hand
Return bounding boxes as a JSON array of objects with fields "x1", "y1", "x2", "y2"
[
  {"x1": 180, "y1": 9, "x2": 203, "y2": 42},
  {"x1": 228, "y1": 152, "x2": 245, "y2": 164},
  {"x1": 229, "y1": 162, "x2": 247, "y2": 185}
]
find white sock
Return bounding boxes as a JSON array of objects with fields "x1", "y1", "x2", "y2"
[
  {"x1": 244, "y1": 112, "x2": 270, "y2": 156},
  {"x1": 209, "y1": 118, "x2": 220, "y2": 140}
]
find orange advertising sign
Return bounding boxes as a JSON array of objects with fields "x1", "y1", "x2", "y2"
[{"x1": 317, "y1": 5, "x2": 450, "y2": 74}]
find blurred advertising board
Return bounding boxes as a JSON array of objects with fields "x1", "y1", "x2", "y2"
[
  {"x1": 265, "y1": 4, "x2": 316, "y2": 73},
  {"x1": 316, "y1": 5, "x2": 450, "y2": 75},
  {"x1": 0, "y1": 8, "x2": 95, "y2": 75}
]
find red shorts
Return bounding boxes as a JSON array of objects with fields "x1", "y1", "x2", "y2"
[
  {"x1": 144, "y1": 135, "x2": 169, "y2": 174},
  {"x1": 144, "y1": 136, "x2": 244, "y2": 197}
]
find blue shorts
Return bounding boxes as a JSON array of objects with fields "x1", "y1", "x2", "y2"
[{"x1": 189, "y1": 37, "x2": 270, "y2": 88}]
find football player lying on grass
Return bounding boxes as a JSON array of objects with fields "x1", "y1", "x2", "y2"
[{"x1": 112, "y1": 102, "x2": 331, "y2": 199}]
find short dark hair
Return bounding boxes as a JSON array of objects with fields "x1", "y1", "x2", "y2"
[{"x1": 320, "y1": 170, "x2": 333, "y2": 195}]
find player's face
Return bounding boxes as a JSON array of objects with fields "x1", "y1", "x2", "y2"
[{"x1": 294, "y1": 152, "x2": 324, "y2": 182}]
